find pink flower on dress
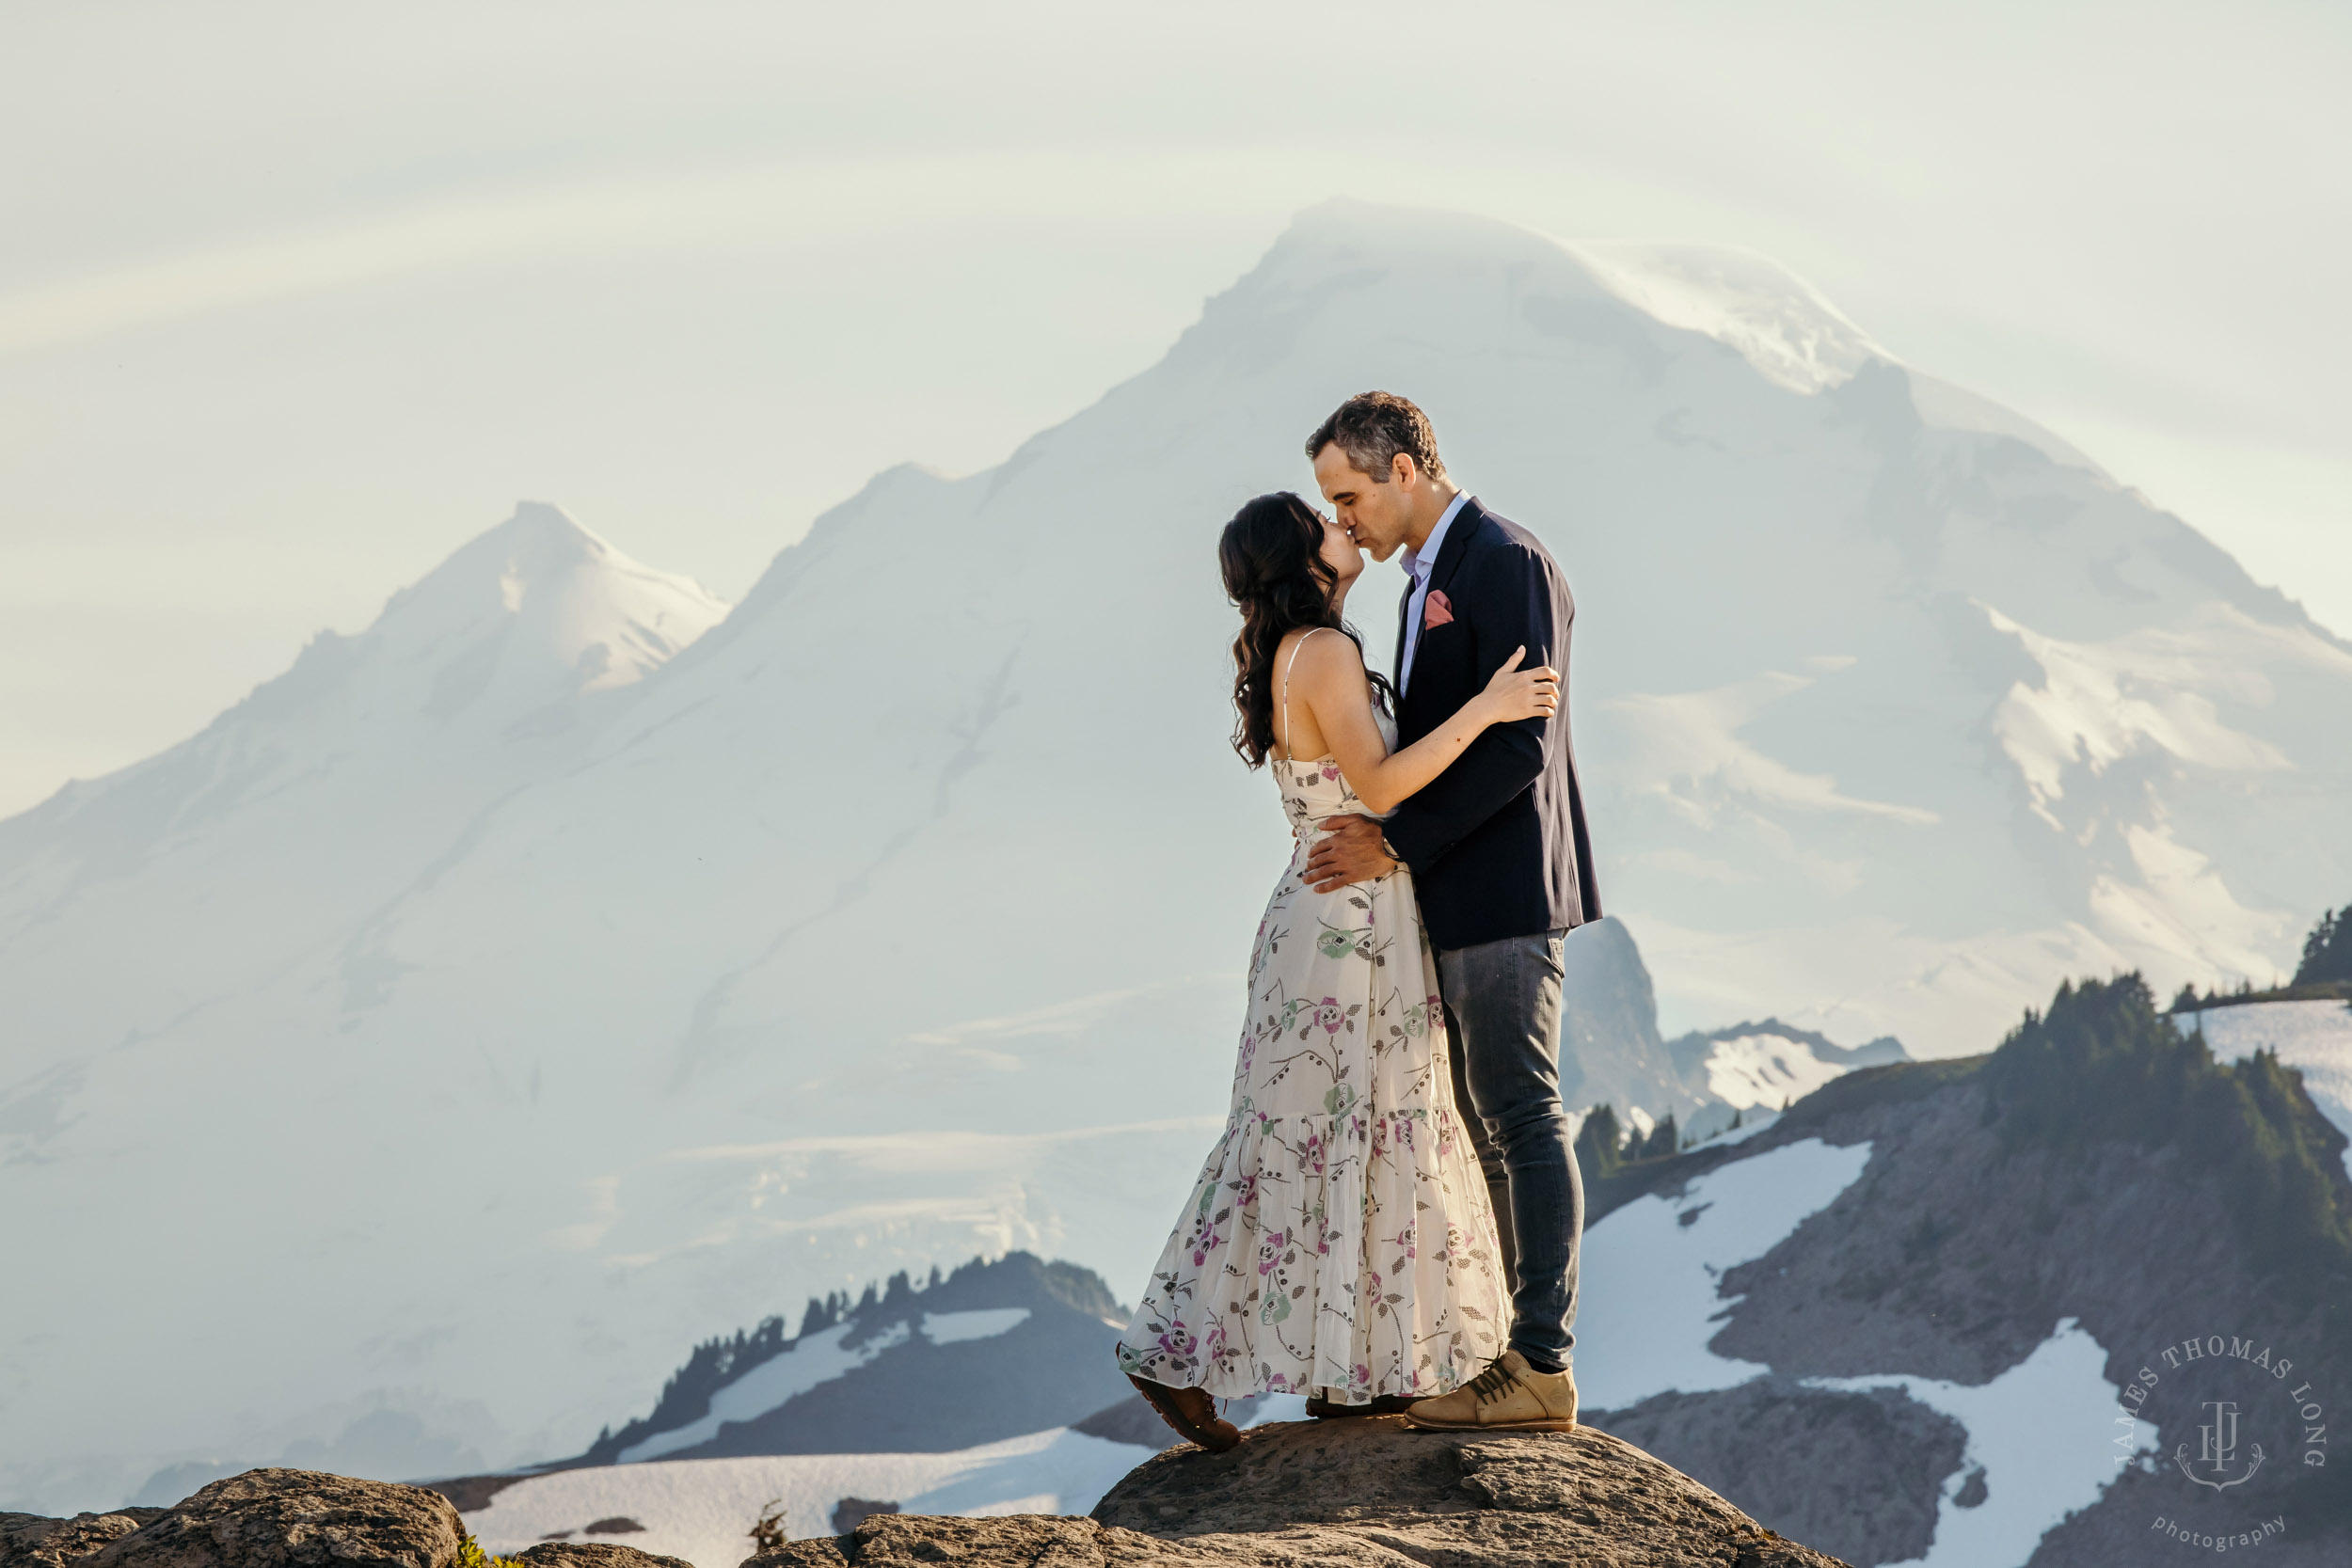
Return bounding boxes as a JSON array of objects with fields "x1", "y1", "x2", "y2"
[
  {"x1": 1322, "y1": 762, "x2": 1342, "y2": 782},
  {"x1": 1315, "y1": 997, "x2": 1344, "y2": 1034},
  {"x1": 1257, "y1": 1227, "x2": 1290, "y2": 1275}
]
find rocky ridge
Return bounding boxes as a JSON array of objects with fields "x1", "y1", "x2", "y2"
[
  {"x1": 758, "y1": 1417, "x2": 1843, "y2": 1566},
  {"x1": 0, "y1": 1474, "x2": 691, "y2": 1568},
  {"x1": 9, "y1": 1430, "x2": 1844, "y2": 1568}
]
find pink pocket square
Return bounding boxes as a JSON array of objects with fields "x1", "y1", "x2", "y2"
[{"x1": 1422, "y1": 589, "x2": 1454, "y2": 629}]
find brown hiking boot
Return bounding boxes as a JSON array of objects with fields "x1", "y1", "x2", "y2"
[
  {"x1": 1126, "y1": 1374, "x2": 1241, "y2": 1452},
  {"x1": 1304, "y1": 1393, "x2": 1417, "y2": 1418},
  {"x1": 1403, "y1": 1349, "x2": 1578, "y2": 1433}
]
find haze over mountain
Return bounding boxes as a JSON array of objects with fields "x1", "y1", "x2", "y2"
[{"x1": 5, "y1": 201, "x2": 2347, "y2": 1514}]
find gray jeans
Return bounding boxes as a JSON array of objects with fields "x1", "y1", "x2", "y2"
[{"x1": 1438, "y1": 927, "x2": 1582, "y2": 1371}]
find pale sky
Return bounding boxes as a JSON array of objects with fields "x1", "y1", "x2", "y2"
[{"x1": 3, "y1": 0, "x2": 2346, "y2": 819}]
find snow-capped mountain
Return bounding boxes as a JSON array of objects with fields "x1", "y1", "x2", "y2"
[
  {"x1": 1666, "y1": 1018, "x2": 1910, "y2": 1138},
  {"x1": 1554, "y1": 923, "x2": 1915, "y2": 1143},
  {"x1": 0, "y1": 500, "x2": 726, "y2": 1059},
  {"x1": 5, "y1": 200, "x2": 2348, "y2": 1514}
]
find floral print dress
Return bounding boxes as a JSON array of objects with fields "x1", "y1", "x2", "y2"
[{"x1": 1116, "y1": 643, "x2": 1509, "y2": 1403}]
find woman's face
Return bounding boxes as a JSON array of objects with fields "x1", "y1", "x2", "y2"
[{"x1": 1315, "y1": 507, "x2": 1364, "y2": 595}]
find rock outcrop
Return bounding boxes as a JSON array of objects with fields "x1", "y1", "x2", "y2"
[
  {"x1": 513, "y1": 1544, "x2": 691, "y2": 1568},
  {"x1": 11, "y1": 1432, "x2": 1846, "y2": 1568},
  {"x1": 754, "y1": 1417, "x2": 1847, "y2": 1566},
  {"x1": 2, "y1": 1473, "x2": 683, "y2": 1568},
  {"x1": 2, "y1": 1511, "x2": 167, "y2": 1568}
]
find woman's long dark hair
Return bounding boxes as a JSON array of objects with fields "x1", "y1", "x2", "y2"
[{"x1": 1218, "y1": 492, "x2": 1392, "y2": 768}]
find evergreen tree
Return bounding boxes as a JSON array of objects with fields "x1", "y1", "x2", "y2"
[
  {"x1": 2295, "y1": 904, "x2": 2351, "y2": 985},
  {"x1": 1629, "y1": 1111, "x2": 1677, "y2": 1163},
  {"x1": 1575, "y1": 1103, "x2": 1624, "y2": 1180}
]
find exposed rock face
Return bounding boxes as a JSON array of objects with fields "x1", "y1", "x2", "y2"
[
  {"x1": 752, "y1": 1417, "x2": 1846, "y2": 1565},
  {"x1": 1069, "y1": 1396, "x2": 1175, "y2": 1451},
  {"x1": 1590, "y1": 1381, "x2": 1963, "y2": 1566},
  {"x1": 821, "y1": 1505, "x2": 895, "y2": 1538},
  {"x1": 2, "y1": 1512, "x2": 167, "y2": 1568}
]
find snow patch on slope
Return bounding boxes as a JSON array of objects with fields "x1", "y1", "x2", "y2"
[
  {"x1": 1576, "y1": 1137, "x2": 1874, "y2": 1409},
  {"x1": 921, "y1": 1308, "x2": 1030, "y2": 1344},
  {"x1": 1808, "y1": 1320, "x2": 2147, "y2": 1568},
  {"x1": 617, "y1": 1323, "x2": 912, "y2": 1464}
]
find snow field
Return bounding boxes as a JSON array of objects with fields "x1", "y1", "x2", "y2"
[{"x1": 468, "y1": 1430, "x2": 1155, "y2": 1568}]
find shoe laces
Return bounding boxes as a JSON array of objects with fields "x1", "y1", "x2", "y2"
[{"x1": 1467, "y1": 1357, "x2": 1522, "y2": 1405}]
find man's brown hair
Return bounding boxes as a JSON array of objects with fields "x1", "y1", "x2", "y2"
[{"x1": 1304, "y1": 391, "x2": 1447, "y2": 483}]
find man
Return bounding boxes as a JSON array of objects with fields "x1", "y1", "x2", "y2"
[{"x1": 1303, "y1": 390, "x2": 1600, "y2": 1433}]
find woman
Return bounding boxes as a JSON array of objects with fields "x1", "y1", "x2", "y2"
[{"x1": 1114, "y1": 492, "x2": 1559, "y2": 1449}]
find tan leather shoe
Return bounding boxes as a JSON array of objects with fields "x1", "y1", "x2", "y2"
[
  {"x1": 1126, "y1": 1373, "x2": 1242, "y2": 1452},
  {"x1": 1403, "y1": 1349, "x2": 1578, "y2": 1432}
]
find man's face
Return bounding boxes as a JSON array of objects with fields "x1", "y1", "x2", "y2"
[{"x1": 1313, "y1": 445, "x2": 1411, "y2": 562}]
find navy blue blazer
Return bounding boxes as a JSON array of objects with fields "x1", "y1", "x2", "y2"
[{"x1": 1380, "y1": 498, "x2": 1601, "y2": 951}]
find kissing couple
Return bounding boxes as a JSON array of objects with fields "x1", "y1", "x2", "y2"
[{"x1": 1114, "y1": 391, "x2": 1603, "y2": 1449}]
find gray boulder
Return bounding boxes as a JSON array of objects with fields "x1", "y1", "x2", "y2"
[
  {"x1": 4, "y1": 1472, "x2": 683, "y2": 1568},
  {"x1": 514, "y1": 1545, "x2": 691, "y2": 1568},
  {"x1": 79, "y1": 1472, "x2": 459, "y2": 1568},
  {"x1": 2, "y1": 1511, "x2": 168, "y2": 1568},
  {"x1": 753, "y1": 1416, "x2": 1846, "y2": 1565}
]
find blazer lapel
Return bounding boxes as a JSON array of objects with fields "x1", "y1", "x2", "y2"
[
  {"x1": 1393, "y1": 575, "x2": 1414, "y2": 688},
  {"x1": 1426, "y1": 496, "x2": 1483, "y2": 603}
]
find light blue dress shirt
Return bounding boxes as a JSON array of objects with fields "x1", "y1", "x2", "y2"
[{"x1": 1398, "y1": 490, "x2": 1471, "y2": 694}]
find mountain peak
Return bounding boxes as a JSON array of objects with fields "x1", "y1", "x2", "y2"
[
  {"x1": 476, "y1": 499, "x2": 614, "y2": 578},
  {"x1": 365, "y1": 502, "x2": 728, "y2": 705}
]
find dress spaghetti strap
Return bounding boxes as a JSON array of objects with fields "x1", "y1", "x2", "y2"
[{"x1": 1279, "y1": 627, "x2": 1328, "y2": 763}]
